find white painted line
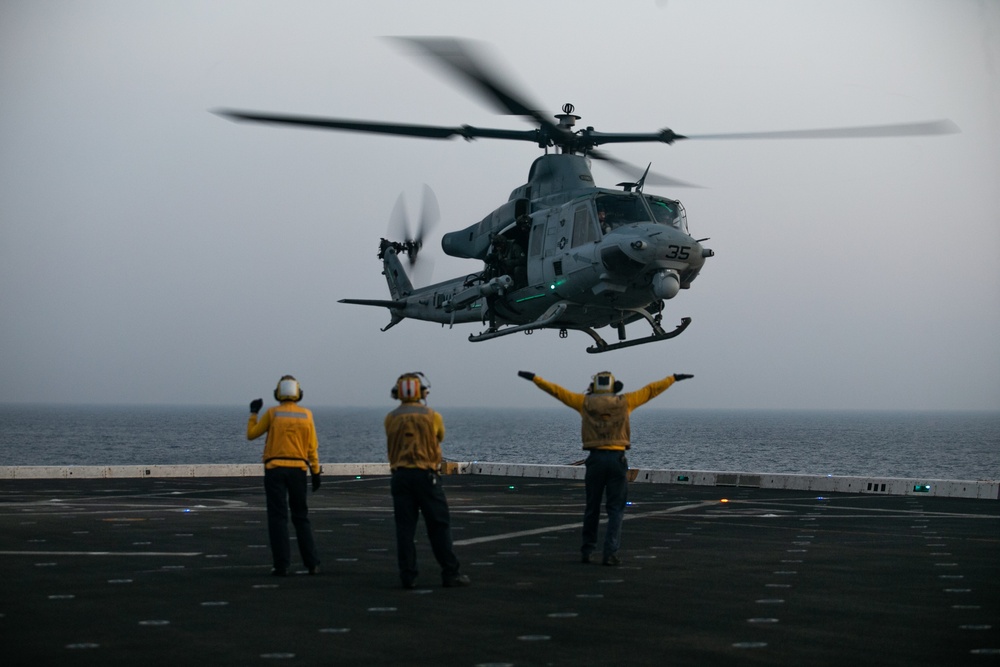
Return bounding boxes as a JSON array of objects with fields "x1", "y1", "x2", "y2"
[
  {"x1": 0, "y1": 550, "x2": 203, "y2": 557},
  {"x1": 453, "y1": 501, "x2": 712, "y2": 546}
]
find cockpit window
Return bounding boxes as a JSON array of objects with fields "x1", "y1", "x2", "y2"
[
  {"x1": 644, "y1": 195, "x2": 688, "y2": 233},
  {"x1": 594, "y1": 193, "x2": 688, "y2": 234},
  {"x1": 595, "y1": 194, "x2": 649, "y2": 232}
]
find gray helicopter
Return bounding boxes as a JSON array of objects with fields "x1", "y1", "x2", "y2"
[{"x1": 217, "y1": 37, "x2": 957, "y2": 353}]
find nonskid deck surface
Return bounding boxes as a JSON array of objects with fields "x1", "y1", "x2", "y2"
[{"x1": 0, "y1": 475, "x2": 997, "y2": 666}]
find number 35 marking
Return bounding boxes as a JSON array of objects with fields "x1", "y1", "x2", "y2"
[{"x1": 666, "y1": 245, "x2": 691, "y2": 260}]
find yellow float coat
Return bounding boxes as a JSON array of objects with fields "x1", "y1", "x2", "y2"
[
  {"x1": 247, "y1": 402, "x2": 320, "y2": 474},
  {"x1": 532, "y1": 375, "x2": 677, "y2": 450},
  {"x1": 384, "y1": 403, "x2": 446, "y2": 471}
]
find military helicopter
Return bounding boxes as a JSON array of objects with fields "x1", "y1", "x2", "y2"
[{"x1": 217, "y1": 37, "x2": 958, "y2": 353}]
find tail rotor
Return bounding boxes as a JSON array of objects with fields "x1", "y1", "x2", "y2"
[{"x1": 387, "y1": 184, "x2": 439, "y2": 285}]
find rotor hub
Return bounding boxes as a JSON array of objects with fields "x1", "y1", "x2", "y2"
[{"x1": 554, "y1": 102, "x2": 580, "y2": 131}]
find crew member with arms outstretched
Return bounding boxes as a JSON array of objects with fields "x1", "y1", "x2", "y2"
[
  {"x1": 247, "y1": 375, "x2": 322, "y2": 577},
  {"x1": 517, "y1": 370, "x2": 693, "y2": 566},
  {"x1": 385, "y1": 372, "x2": 470, "y2": 589}
]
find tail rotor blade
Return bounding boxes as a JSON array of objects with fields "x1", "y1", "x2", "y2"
[
  {"x1": 388, "y1": 192, "x2": 412, "y2": 245},
  {"x1": 417, "y1": 184, "x2": 440, "y2": 247},
  {"x1": 387, "y1": 186, "x2": 440, "y2": 269}
]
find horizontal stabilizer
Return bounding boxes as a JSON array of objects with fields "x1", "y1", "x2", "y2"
[{"x1": 338, "y1": 298, "x2": 406, "y2": 310}]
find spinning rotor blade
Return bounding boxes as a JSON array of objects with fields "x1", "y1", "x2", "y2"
[
  {"x1": 681, "y1": 119, "x2": 960, "y2": 141},
  {"x1": 390, "y1": 37, "x2": 561, "y2": 135},
  {"x1": 419, "y1": 184, "x2": 440, "y2": 243},
  {"x1": 388, "y1": 193, "x2": 411, "y2": 245},
  {"x1": 589, "y1": 149, "x2": 701, "y2": 188},
  {"x1": 215, "y1": 109, "x2": 540, "y2": 144},
  {"x1": 388, "y1": 185, "x2": 440, "y2": 266},
  {"x1": 387, "y1": 188, "x2": 437, "y2": 288},
  {"x1": 217, "y1": 37, "x2": 569, "y2": 148},
  {"x1": 218, "y1": 110, "x2": 463, "y2": 138},
  {"x1": 217, "y1": 35, "x2": 959, "y2": 187}
]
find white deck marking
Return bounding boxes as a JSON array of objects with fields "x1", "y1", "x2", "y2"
[
  {"x1": 0, "y1": 550, "x2": 202, "y2": 557},
  {"x1": 453, "y1": 501, "x2": 712, "y2": 546}
]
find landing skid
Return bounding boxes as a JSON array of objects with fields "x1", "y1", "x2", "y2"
[
  {"x1": 583, "y1": 317, "x2": 691, "y2": 354},
  {"x1": 470, "y1": 300, "x2": 690, "y2": 352}
]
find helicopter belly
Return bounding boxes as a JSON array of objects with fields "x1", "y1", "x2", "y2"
[{"x1": 494, "y1": 288, "x2": 657, "y2": 330}]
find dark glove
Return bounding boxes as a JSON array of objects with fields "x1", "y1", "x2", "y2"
[
  {"x1": 250, "y1": 398, "x2": 263, "y2": 414},
  {"x1": 311, "y1": 473, "x2": 321, "y2": 492},
  {"x1": 673, "y1": 374, "x2": 694, "y2": 381},
  {"x1": 517, "y1": 371, "x2": 535, "y2": 381}
]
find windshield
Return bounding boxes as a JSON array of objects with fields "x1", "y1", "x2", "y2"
[
  {"x1": 595, "y1": 194, "x2": 649, "y2": 232},
  {"x1": 644, "y1": 195, "x2": 688, "y2": 232},
  {"x1": 595, "y1": 193, "x2": 688, "y2": 234}
]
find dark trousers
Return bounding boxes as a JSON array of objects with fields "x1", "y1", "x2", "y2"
[
  {"x1": 264, "y1": 466, "x2": 319, "y2": 571},
  {"x1": 582, "y1": 449, "x2": 629, "y2": 559},
  {"x1": 390, "y1": 467, "x2": 460, "y2": 585}
]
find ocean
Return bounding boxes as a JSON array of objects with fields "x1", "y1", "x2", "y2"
[{"x1": 1, "y1": 405, "x2": 998, "y2": 481}]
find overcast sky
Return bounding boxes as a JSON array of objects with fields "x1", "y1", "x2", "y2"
[{"x1": 2, "y1": 0, "x2": 998, "y2": 411}]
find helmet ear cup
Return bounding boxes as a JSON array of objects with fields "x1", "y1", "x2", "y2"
[{"x1": 614, "y1": 381, "x2": 624, "y2": 393}]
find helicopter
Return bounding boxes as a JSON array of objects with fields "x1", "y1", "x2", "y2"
[{"x1": 217, "y1": 37, "x2": 958, "y2": 353}]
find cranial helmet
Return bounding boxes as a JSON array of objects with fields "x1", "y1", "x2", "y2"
[
  {"x1": 274, "y1": 375, "x2": 303, "y2": 402},
  {"x1": 392, "y1": 372, "x2": 430, "y2": 402},
  {"x1": 589, "y1": 371, "x2": 623, "y2": 394}
]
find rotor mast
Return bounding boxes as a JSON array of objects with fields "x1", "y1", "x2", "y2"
[{"x1": 553, "y1": 103, "x2": 581, "y2": 154}]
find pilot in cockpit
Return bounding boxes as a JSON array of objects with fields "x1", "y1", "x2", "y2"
[{"x1": 597, "y1": 208, "x2": 610, "y2": 234}]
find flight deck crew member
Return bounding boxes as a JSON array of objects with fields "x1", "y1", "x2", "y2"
[
  {"x1": 385, "y1": 372, "x2": 470, "y2": 589},
  {"x1": 247, "y1": 375, "x2": 321, "y2": 577},
  {"x1": 517, "y1": 370, "x2": 693, "y2": 565}
]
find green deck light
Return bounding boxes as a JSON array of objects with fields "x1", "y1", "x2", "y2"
[{"x1": 913, "y1": 484, "x2": 931, "y2": 493}]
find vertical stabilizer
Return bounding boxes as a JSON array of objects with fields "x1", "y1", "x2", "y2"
[{"x1": 380, "y1": 242, "x2": 413, "y2": 300}]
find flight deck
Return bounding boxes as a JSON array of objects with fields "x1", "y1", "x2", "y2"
[{"x1": 0, "y1": 468, "x2": 997, "y2": 666}]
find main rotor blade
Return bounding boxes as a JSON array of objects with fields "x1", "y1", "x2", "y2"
[
  {"x1": 683, "y1": 119, "x2": 960, "y2": 141},
  {"x1": 589, "y1": 149, "x2": 701, "y2": 188},
  {"x1": 393, "y1": 37, "x2": 574, "y2": 146},
  {"x1": 389, "y1": 37, "x2": 569, "y2": 141},
  {"x1": 215, "y1": 109, "x2": 541, "y2": 143},
  {"x1": 217, "y1": 109, "x2": 460, "y2": 139}
]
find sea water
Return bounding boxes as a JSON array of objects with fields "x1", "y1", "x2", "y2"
[{"x1": 1, "y1": 405, "x2": 997, "y2": 481}]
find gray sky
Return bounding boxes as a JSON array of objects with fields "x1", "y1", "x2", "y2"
[{"x1": 2, "y1": 0, "x2": 998, "y2": 411}]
